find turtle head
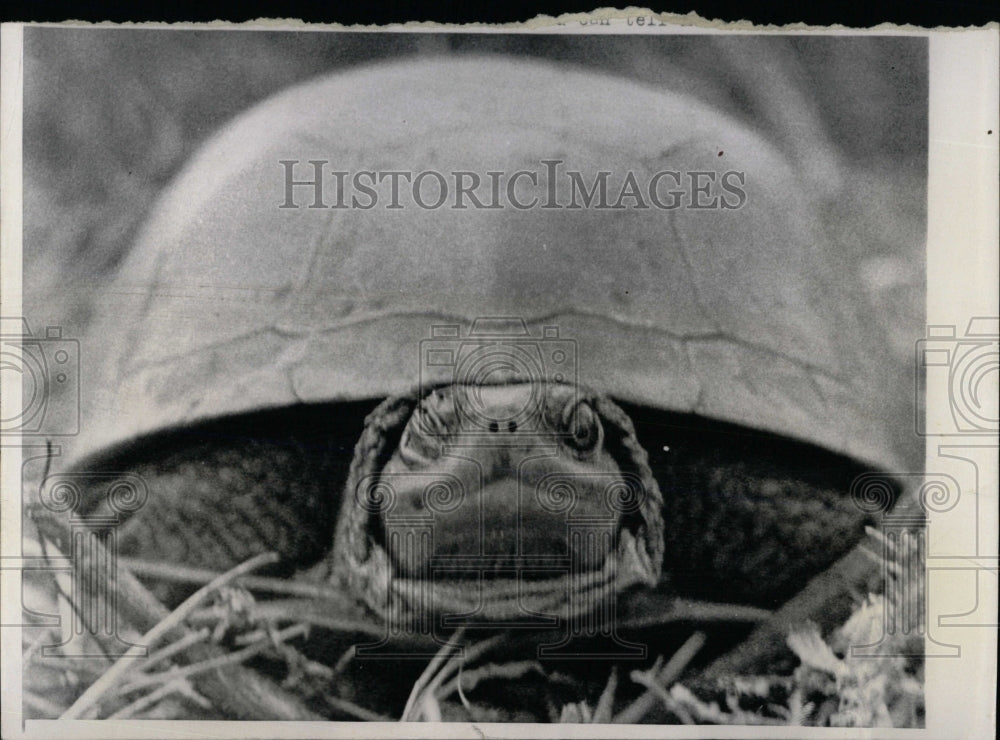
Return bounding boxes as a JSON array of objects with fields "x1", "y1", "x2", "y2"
[{"x1": 333, "y1": 381, "x2": 664, "y2": 622}]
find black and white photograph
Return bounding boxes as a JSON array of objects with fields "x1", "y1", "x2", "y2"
[{"x1": 0, "y1": 19, "x2": 996, "y2": 737}]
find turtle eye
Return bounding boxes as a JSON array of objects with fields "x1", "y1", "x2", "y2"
[
  {"x1": 561, "y1": 400, "x2": 602, "y2": 455},
  {"x1": 398, "y1": 411, "x2": 444, "y2": 466}
]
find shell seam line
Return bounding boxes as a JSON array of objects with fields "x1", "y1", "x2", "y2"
[{"x1": 118, "y1": 308, "x2": 853, "y2": 394}]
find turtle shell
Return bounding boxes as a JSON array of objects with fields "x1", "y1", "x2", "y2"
[{"x1": 73, "y1": 55, "x2": 912, "y2": 474}]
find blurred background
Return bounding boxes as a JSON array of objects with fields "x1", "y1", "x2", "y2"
[{"x1": 20, "y1": 28, "x2": 927, "y2": 425}]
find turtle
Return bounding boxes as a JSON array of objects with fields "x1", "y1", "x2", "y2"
[{"x1": 55, "y1": 56, "x2": 911, "y2": 665}]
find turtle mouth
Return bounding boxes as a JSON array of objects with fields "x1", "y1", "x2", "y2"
[
  {"x1": 373, "y1": 524, "x2": 657, "y2": 622},
  {"x1": 372, "y1": 509, "x2": 635, "y2": 580},
  {"x1": 372, "y1": 471, "x2": 643, "y2": 580},
  {"x1": 358, "y1": 492, "x2": 659, "y2": 621}
]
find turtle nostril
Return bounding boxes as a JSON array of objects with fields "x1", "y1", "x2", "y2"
[
  {"x1": 507, "y1": 421, "x2": 517, "y2": 433},
  {"x1": 489, "y1": 421, "x2": 499, "y2": 433}
]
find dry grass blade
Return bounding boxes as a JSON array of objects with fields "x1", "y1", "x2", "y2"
[
  {"x1": 401, "y1": 626, "x2": 466, "y2": 721},
  {"x1": 402, "y1": 630, "x2": 514, "y2": 721},
  {"x1": 628, "y1": 670, "x2": 695, "y2": 724},
  {"x1": 31, "y1": 511, "x2": 322, "y2": 720},
  {"x1": 591, "y1": 666, "x2": 619, "y2": 723},
  {"x1": 613, "y1": 631, "x2": 706, "y2": 723},
  {"x1": 119, "y1": 556, "x2": 354, "y2": 600},
  {"x1": 426, "y1": 633, "x2": 512, "y2": 702},
  {"x1": 330, "y1": 645, "x2": 357, "y2": 678},
  {"x1": 695, "y1": 541, "x2": 880, "y2": 684},
  {"x1": 674, "y1": 526, "x2": 925, "y2": 728},
  {"x1": 186, "y1": 598, "x2": 382, "y2": 639},
  {"x1": 669, "y1": 684, "x2": 787, "y2": 725},
  {"x1": 119, "y1": 623, "x2": 309, "y2": 695},
  {"x1": 60, "y1": 551, "x2": 278, "y2": 719},
  {"x1": 138, "y1": 628, "x2": 212, "y2": 673},
  {"x1": 437, "y1": 660, "x2": 546, "y2": 702},
  {"x1": 325, "y1": 695, "x2": 394, "y2": 722},
  {"x1": 107, "y1": 677, "x2": 190, "y2": 720},
  {"x1": 616, "y1": 593, "x2": 772, "y2": 629}
]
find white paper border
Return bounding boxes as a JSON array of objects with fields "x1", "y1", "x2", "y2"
[{"x1": 1, "y1": 17, "x2": 997, "y2": 740}]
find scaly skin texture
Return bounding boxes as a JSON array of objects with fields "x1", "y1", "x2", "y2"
[
  {"x1": 330, "y1": 383, "x2": 664, "y2": 621},
  {"x1": 71, "y1": 384, "x2": 880, "y2": 616}
]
